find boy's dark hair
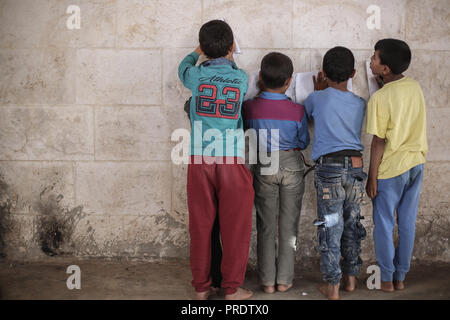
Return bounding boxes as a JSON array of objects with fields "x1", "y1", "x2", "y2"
[
  {"x1": 323, "y1": 46, "x2": 355, "y2": 83},
  {"x1": 199, "y1": 20, "x2": 234, "y2": 59},
  {"x1": 374, "y1": 38, "x2": 411, "y2": 74},
  {"x1": 260, "y1": 52, "x2": 293, "y2": 89}
]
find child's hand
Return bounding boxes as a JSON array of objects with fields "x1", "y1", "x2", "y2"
[
  {"x1": 194, "y1": 45, "x2": 203, "y2": 56},
  {"x1": 313, "y1": 72, "x2": 328, "y2": 91},
  {"x1": 366, "y1": 177, "x2": 378, "y2": 199}
]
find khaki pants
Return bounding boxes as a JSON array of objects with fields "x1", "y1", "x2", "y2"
[{"x1": 253, "y1": 150, "x2": 305, "y2": 286}]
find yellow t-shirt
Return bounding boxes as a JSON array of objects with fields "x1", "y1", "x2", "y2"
[{"x1": 366, "y1": 76, "x2": 428, "y2": 179}]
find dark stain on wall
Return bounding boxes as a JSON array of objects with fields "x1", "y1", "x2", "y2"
[
  {"x1": 35, "y1": 185, "x2": 85, "y2": 256},
  {"x1": 0, "y1": 177, "x2": 12, "y2": 257}
]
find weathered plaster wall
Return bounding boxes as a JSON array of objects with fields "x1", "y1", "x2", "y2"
[{"x1": 0, "y1": 0, "x2": 449, "y2": 264}]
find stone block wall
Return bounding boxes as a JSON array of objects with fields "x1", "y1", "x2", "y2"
[{"x1": 0, "y1": 0, "x2": 448, "y2": 263}]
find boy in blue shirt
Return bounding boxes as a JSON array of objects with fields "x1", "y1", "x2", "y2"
[
  {"x1": 243, "y1": 52, "x2": 309, "y2": 294},
  {"x1": 178, "y1": 20, "x2": 254, "y2": 300},
  {"x1": 304, "y1": 46, "x2": 367, "y2": 300}
]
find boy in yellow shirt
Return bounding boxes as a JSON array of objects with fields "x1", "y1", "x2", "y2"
[{"x1": 366, "y1": 39, "x2": 428, "y2": 293}]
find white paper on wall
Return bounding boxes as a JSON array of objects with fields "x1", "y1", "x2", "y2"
[
  {"x1": 285, "y1": 76, "x2": 296, "y2": 100},
  {"x1": 294, "y1": 72, "x2": 316, "y2": 105},
  {"x1": 221, "y1": 18, "x2": 241, "y2": 55},
  {"x1": 366, "y1": 59, "x2": 379, "y2": 97},
  {"x1": 244, "y1": 70, "x2": 352, "y2": 104},
  {"x1": 294, "y1": 71, "x2": 352, "y2": 104},
  {"x1": 243, "y1": 71, "x2": 260, "y2": 101}
]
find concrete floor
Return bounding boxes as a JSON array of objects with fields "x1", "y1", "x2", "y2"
[{"x1": 0, "y1": 258, "x2": 449, "y2": 300}]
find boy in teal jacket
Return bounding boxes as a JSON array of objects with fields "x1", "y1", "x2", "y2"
[{"x1": 178, "y1": 20, "x2": 254, "y2": 300}]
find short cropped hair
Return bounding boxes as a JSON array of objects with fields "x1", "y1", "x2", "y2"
[
  {"x1": 260, "y1": 52, "x2": 294, "y2": 89},
  {"x1": 323, "y1": 46, "x2": 355, "y2": 83},
  {"x1": 374, "y1": 38, "x2": 411, "y2": 75},
  {"x1": 199, "y1": 20, "x2": 234, "y2": 59}
]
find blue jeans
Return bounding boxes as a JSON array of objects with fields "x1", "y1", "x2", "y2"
[
  {"x1": 314, "y1": 159, "x2": 367, "y2": 285},
  {"x1": 372, "y1": 163, "x2": 424, "y2": 282}
]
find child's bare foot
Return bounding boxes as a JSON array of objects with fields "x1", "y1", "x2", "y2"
[
  {"x1": 393, "y1": 280, "x2": 405, "y2": 290},
  {"x1": 194, "y1": 289, "x2": 210, "y2": 300},
  {"x1": 263, "y1": 285, "x2": 275, "y2": 294},
  {"x1": 225, "y1": 287, "x2": 254, "y2": 300},
  {"x1": 343, "y1": 275, "x2": 356, "y2": 292},
  {"x1": 277, "y1": 283, "x2": 293, "y2": 292},
  {"x1": 380, "y1": 281, "x2": 395, "y2": 292},
  {"x1": 318, "y1": 283, "x2": 340, "y2": 300}
]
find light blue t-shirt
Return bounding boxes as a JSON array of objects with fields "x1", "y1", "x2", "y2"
[{"x1": 304, "y1": 87, "x2": 366, "y2": 161}]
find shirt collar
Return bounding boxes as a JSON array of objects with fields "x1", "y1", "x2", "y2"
[
  {"x1": 259, "y1": 91, "x2": 289, "y2": 100},
  {"x1": 201, "y1": 57, "x2": 237, "y2": 69}
]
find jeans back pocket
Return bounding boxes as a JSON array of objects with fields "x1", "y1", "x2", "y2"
[{"x1": 315, "y1": 167, "x2": 343, "y2": 185}]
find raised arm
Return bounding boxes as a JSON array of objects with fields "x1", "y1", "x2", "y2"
[{"x1": 178, "y1": 46, "x2": 203, "y2": 90}]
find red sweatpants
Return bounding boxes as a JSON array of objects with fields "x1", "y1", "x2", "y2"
[{"x1": 187, "y1": 156, "x2": 254, "y2": 295}]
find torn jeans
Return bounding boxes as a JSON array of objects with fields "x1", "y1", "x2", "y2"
[{"x1": 314, "y1": 161, "x2": 367, "y2": 285}]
